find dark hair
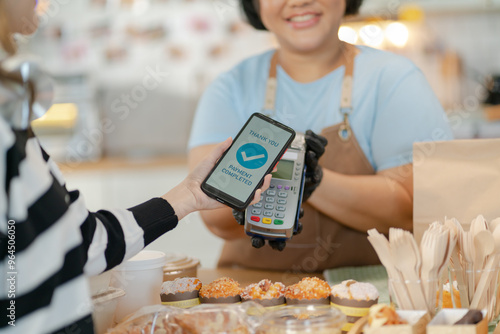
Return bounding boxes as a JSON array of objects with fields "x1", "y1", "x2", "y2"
[{"x1": 241, "y1": 0, "x2": 364, "y2": 31}]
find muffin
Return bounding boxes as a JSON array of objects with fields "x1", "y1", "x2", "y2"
[
  {"x1": 284, "y1": 277, "x2": 331, "y2": 305},
  {"x1": 241, "y1": 279, "x2": 286, "y2": 307},
  {"x1": 199, "y1": 277, "x2": 242, "y2": 304},
  {"x1": 330, "y1": 280, "x2": 379, "y2": 332},
  {"x1": 160, "y1": 277, "x2": 202, "y2": 308}
]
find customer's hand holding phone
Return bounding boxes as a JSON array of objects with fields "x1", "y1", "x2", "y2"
[
  {"x1": 201, "y1": 113, "x2": 295, "y2": 210},
  {"x1": 162, "y1": 138, "x2": 271, "y2": 221}
]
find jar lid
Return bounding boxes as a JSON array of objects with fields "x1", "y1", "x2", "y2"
[
  {"x1": 92, "y1": 287, "x2": 126, "y2": 305},
  {"x1": 116, "y1": 250, "x2": 167, "y2": 271},
  {"x1": 163, "y1": 253, "x2": 200, "y2": 271}
]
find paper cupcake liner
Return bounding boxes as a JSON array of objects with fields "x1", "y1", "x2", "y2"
[
  {"x1": 199, "y1": 295, "x2": 241, "y2": 304},
  {"x1": 331, "y1": 296, "x2": 378, "y2": 333},
  {"x1": 285, "y1": 297, "x2": 331, "y2": 305},
  {"x1": 242, "y1": 296, "x2": 286, "y2": 308},
  {"x1": 162, "y1": 298, "x2": 200, "y2": 308},
  {"x1": 161, "y1": 290, "x2": 200, "y2": 308},
  {"x1": 161, "y1": 290, "x2": 199, "y2": 302},
  {"x1": 330, "y1": 296, "x2": 378, "y2": 317}
]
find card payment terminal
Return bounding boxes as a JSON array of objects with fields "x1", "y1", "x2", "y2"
[{"x1": 244, "y1": 133, "x2": 306, "y2": 246}]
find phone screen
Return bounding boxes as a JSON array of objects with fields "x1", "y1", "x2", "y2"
[{"x1": 204, "y1": 114, "x2": 294, "y2": 206}]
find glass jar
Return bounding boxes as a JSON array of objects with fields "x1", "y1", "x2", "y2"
[
  {"x1": 256, "y1": 305, "x2": 346, "y2": 334},
  {"x1": 162, "y1": 253, "x2": 200, "y2": 282}
]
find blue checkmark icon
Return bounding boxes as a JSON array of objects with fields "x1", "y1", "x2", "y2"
[{"x1": 237, "y1": 143, "x2": 268, "y2": 169}]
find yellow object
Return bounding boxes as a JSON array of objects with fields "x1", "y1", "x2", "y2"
[
  {"x1": 398, "y1": 4, "x2": 425, "y2": 22},
  {"x1": 331, "y1": 302, "x2": 371, "y2": 317},
  {"x1": 439, "y1": 289, "x2": 462, "y2": 308},
  {"x1": 262, "y1": 218, "x2": 272, "y2": 225},
  {"x1": 31, "y1": 103, "x2": 78, "y2": 129},
  {"x1": 161, "y1": 298, "x2": 200, "y2": 309}
]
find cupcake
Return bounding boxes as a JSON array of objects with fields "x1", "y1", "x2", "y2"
[
  {"x1": 285, "y1": 277, "x2": 331, "y2": 305},
  {"x1": 160, "y1": 277, "x2": 202, "y2": 308},
  {"x1": 199, "y1": 277, "x2": 242, "y2": 304},
  {"x1": 241, "y1": 279, "x2": 286, "y2": 308},
  {"x1": 330, "y1": 280, "x2": 379, "y2": 333}
]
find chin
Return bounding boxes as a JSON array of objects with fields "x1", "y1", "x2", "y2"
[{"x1": 285, "y1": 37, "x2": 329, "y2": 53}]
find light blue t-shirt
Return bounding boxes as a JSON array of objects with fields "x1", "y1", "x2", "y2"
[{"x1": 188, "y1": 46, "x2": 453, "y2": 172}]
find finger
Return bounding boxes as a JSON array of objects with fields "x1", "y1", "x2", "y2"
[
  {"x1": 269, "y1": 240, "x2": 286, "y2": 251},
  {"x1": 306, "y1": 130, "x2": 328, "y2": 147},
  {"x1": 261, "y1": 174, "x2": 272, "y2": 192},
  {"x1": 305, "y1": 151, "x2": 318, "y2": 170},
  {"x1": 250, "y1": 189, "x2": 262, "y2": 205},
  {"x1": 316, "y1": 133, "x2": 328, "y2": 147},
  {"x1": 313, "y1": 167, "x2": 323, "y2": 183},
  {"x1": 306, "y1": 138, "x2": 326, "y2": 157},
  {"x1": 232, "y1": 209, "x2": 245, "y2": 225}
]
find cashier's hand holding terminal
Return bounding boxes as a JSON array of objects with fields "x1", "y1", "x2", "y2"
[{"x1": 302, "y1": 130, "x2": 328, "y2": 201}]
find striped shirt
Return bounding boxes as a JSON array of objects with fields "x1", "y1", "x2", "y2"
[{"x1": 0, "y1": 90, "x2": 179, "y2": 332}]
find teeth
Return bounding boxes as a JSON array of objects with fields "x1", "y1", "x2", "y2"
[{"x1": 290, "y1": 14, "x2": 316, "y2": 22}]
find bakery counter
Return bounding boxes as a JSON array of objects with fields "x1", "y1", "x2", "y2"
[{"x1": 197, "y1": 268, "x2": 324, "y2": 287}]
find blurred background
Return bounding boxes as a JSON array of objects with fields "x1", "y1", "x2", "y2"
[{"x1": 18, "y1": 0, "x2": 500, "y2": 268}]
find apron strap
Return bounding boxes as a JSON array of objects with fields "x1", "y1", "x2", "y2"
[
  {"x1": 263, "y1": 53, "x2": 279, "y2": 113},
  {"x1": 338, "y1": 46, "x2": 355, "y2": 141},
  {"x1": 263, "y1": 43, "x2": 356, "y2": 141}
]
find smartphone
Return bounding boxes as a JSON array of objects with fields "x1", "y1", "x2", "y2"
[{"x1": 201, "y1": 113, "x2": 296, "y2": 210}]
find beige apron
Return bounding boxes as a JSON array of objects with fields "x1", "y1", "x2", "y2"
[{"x1": 218, "y1": 46, "x2": 381, "y2": 271}]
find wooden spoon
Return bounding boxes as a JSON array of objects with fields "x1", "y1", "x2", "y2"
[
  {"x1": 474, "y1": 230, "x2": 495, "y2": 271},
  {"x1": 445, "y1": 219, "x2": 469, "y2": 307},
  {"x1": 489, "y1": 217, "x2": 500, "y2": 233},
  {"x1": 493, "y1": 225, "x2": 500, "y2": 253},
  {"x1": 392, "y1": 231, "x2": 428, "y2": 310}
]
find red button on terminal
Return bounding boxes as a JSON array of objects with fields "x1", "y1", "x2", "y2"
[{"x1": 251, "y1": 216, "x2": 260, "y2": 222}]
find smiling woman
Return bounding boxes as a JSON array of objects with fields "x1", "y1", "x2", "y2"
[{"x1": 188, "y1": 0, "x2": 453, "y2": 271}]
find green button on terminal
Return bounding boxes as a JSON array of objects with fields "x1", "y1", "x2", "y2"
[{"x1": 274, "y1": 219, "x2": 284, "y2": 225}]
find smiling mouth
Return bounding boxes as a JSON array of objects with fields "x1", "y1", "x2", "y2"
[{"x1": 288, "y1": 14, "x2": 319, "y2": 22}]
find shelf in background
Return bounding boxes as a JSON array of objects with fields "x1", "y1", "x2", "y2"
[{"x1": 358, "y1": 0, "x2": 500, "y2": 18}]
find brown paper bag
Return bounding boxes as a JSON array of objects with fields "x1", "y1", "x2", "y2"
[{"x1": 413, "y1": 138, "x2": 500, "y2": 243}]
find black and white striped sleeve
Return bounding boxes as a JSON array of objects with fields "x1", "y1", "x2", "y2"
[
  {"x1": 0, "y1": 118, "x2": 179, "y2": 332},
  {"x1": 35, "y1": 139, "x2": 180, "y2": 275},
  {"x1": 81, "y1": 196, "x2": 179, "y2": 275}
]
